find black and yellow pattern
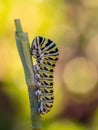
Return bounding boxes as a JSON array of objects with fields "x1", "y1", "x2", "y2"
[{"x1": 31, "y1": 36, "x2": 59, "y2": 114}]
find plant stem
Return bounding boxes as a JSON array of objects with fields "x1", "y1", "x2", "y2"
[{"x1": 14, "y1": 19, "x2": 41, "y2": 130}]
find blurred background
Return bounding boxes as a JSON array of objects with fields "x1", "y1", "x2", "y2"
[{"x1": 1, "y1": 0, "x2": 98, "y2": 130}]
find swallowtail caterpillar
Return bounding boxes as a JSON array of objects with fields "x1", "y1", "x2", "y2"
[{"x1": 30, "y1": 36, "x2": 59, "y2": 114}]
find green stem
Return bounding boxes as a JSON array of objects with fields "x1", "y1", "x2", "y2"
[
  {"x1": 14, "y1": 19, "x2": 41, "y2": 130},
  {"x1": 14, "y1": 19, "x2": 23, "y2": 33}
]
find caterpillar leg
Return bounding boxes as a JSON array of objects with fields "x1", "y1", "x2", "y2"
[
  {"x1": 33, "y1": 64, "x2": 40, "y2": 71},
  {"x1": 38, "y1": 100, "x2": 52, "y2": 114},
  {"x1": 35, "y1": 73, "x2": 40, "y2": 79},
  {"x1": 35, "y1": 89, "x2": 46, "y2": 114},
  {"x1": 35, "y1": 89, "x2": 42, "y2": 96},
  {"x1": 35, "y1": 81, "x2": 41, "y2": 87},
  {"x1": 38, "y1": 101, "x2": 46, "y2": 115}
]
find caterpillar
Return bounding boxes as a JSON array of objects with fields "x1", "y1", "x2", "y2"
[{"x1": 30, "y1": 36, "x2": 59, "y2": 114}]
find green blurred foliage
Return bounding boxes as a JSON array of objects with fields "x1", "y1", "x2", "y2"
[
  {"x1": 42, "y1": 119, "x2": 86, "y2": 130},
  {"x1": 1, "y1": 0, "x2": 98, "y2": 130}
]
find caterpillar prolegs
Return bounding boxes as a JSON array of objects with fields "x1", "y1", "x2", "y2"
[{"x1": 30, "y1": 36, "x2": 59, "y2": 114}]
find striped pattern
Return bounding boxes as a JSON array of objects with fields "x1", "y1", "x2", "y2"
[{"x1": 31, "y1": 36, "x2": 59, "y2": 114}]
